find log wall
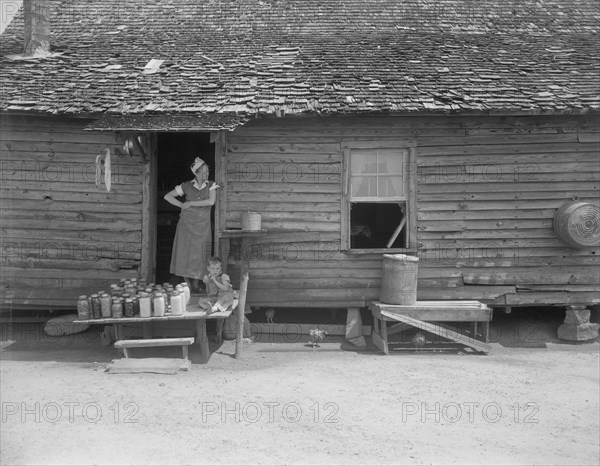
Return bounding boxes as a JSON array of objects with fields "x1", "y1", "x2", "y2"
[
  {"x1": 1, "y1": 113, "x2": 598, "y2": 311},
  {"x1": 0, "y1": 115, "x2": 144, "y2": 310},
  {"x1": 224, "y1": 114, "x2": 600, "y2": 308}
]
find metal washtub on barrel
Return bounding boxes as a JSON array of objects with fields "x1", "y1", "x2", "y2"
[{"x1": 380, "y1": 254, "x2": 419, "y2": 305}]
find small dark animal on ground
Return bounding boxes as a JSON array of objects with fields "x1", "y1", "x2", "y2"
[
  {"x1": 265, "y1": 308, "x2": 275, "y2": 324},
  {"x1": 412, "y1": 332, "x2": 427, "y2": 352},
  {"x1": 309, "y1": 329, "x2": 328, "y2": 348}
]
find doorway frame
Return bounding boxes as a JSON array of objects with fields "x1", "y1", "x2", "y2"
[
  {"x1": 140, "y1": 132, "x2": 158, "y2": 282},
  {"x1": 213, "y1": 130, "x2": 227, "y2": 268},
  {"x1": 140, "y1": 130, "x2": 226, "y2": 282}
]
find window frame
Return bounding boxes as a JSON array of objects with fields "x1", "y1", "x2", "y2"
[{"x1": 341, "y1": 140, "x2": 417, "y2": 254}]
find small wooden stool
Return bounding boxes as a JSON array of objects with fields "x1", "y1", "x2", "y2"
[{"x1": 114, "y1": 337, "x2": 195, "y2": 360}]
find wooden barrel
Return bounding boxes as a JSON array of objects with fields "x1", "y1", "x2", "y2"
[
  {"x1": 380, "y1": 254, "x2": 419, "y2": 305},
  {"x1": 553, "y1": 201, "x2": 600, "y2": 248}
]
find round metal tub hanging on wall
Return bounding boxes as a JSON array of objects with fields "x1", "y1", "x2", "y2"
[{"x1": 553, "y1": 201, "x2": 600, "y2": 248}]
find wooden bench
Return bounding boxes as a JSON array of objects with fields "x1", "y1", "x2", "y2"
[
  {"x1": 114, "y1": 337, "x2": 195, "y2": 360},
  {"x1": 368, "y1": 301, "x2": 493, "y2": 354}
]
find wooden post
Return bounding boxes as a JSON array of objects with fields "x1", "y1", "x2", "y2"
[
  {"x1": 113, "y1": 324, "x2": 122, "y2": 341},
  {"x1": 215, "y1": 131, "x2": 227, "y2": 271},
  {"x1": 346, "y1": 307, "x2": 366, "y2": 347},
  {"x1": 141, "y1": 133, "x2": 157, "y2": 283},
  {"x1": 196, "y1": 320, "x2": 210, "y2": 361},
  {"x1": 221, "y1": 238, "x2": 231, "y2": 274},
  {"x1": 216, "y1": 319, "x2": 224, "y2": 344},
  {"x1": 220, "y1": 229, "x2": 265, "y2": 358},
  {"x1": 235, "y1": 237, "x2": 250, "y2": 359}
]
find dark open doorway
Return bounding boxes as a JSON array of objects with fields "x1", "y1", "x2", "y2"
[{"x1": 156, "y1": 133, "x2": 215, "y2": 284}]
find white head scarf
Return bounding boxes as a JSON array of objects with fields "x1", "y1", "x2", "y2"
[{"x1": 191, "y1": 157, "x2": 206, "y2": 174}]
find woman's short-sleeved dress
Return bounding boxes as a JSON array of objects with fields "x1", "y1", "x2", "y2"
[{"x1": 169, "y1": 179, "x2": 214, "y2": 279}]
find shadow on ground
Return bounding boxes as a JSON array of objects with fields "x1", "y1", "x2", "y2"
[{"x1": 1, "y1": 306, "x2": 598, "y2": 365}]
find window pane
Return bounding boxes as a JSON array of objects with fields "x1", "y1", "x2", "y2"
[
  {"x1": 351, "y1": 175, "x2": 377, "y2": 197},
  {"x1": 378, "y1": 175, "x2": 404, "y2": 198},
  {"x1": 351, "y1": 151, "x2": 377, "y2": 174},
  {"x1": 378, "y1": 151, "x2": 406, "y2": 174},
  {"x1": 350, "y1": 202, "x2": 407, "y2": 249}
]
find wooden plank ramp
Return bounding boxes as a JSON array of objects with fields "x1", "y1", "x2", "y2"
[{"x1": 379, "y1": 310, "x2": 491, "y2": 354}]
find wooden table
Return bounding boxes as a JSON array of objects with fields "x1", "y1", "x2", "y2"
[
  {"x1": 368, "y1": 300, "x2": 493, "y2": 354},
  {"x1": 76, "y1": 303, "x2": 233, "y2": 361}
]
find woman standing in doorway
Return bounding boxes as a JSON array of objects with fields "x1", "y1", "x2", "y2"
[{"x1": 164, "y1": 157, "x2": 218, "y2": 293}]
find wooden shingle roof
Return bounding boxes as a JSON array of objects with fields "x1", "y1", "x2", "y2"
[{"x1": 1, "y1": 0, "x2": 599, "y2": 121}]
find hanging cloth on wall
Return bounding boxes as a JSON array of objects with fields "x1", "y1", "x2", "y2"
[{"x1": 95, "y1": 148, "x2": 112, "y2": 192}]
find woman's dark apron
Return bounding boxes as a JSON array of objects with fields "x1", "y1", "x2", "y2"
[{"x1": 169, "y1": 180, "x2": 212, "y2": 279}]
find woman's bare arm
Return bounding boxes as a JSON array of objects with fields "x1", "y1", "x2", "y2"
[
  {"x1": 163, "y1": 189, "x2": 184, "y2": 208},
  {"x1": 182, "y1": 189, "x2": 217, "y2": 208}
]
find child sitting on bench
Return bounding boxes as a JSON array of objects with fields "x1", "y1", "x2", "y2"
[{"x1": 197, "y1": 256, "x2": 234, "y2": 314}]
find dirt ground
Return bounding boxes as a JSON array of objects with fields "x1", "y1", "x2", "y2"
[{"x1": 1, "y1": 311, "x2": 599, "y2": 466}]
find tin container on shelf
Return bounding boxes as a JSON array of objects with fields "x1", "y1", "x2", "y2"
[
  {"x1": 170, "y1": 291, "x2": 185, "y2": 316},
  {"x1": 77, "y1": 295, "x2": 90, "y2": 320},
  {"x1": 100, "y1": 293, "x2": 112, "y2": 318},
  {"x1": 139, "y1": 292, "x2": 152, "y2": 318},
  {"x1": 124, "y1": 298, "x2": 135, "y2": 318},
  {"x1": 132, "y1": 295, "x2": 140, "y2": 316},
  {"x1": 111, "y1": 298, "x2": 123, "y2": 318},
  {"x1": 180, "y1": 283, "x2": 190, "y2": 305},
  {"x1": 165, "y1": 286, "x2": 174, "y2": 309},
  {"x1": 110, "y1": 284, "x2": 121, "y2": 297},
  {"x1": 90, "y1": 294, "x2": 101, "y2": 319},
  {"x1": 153, "y1": 292, "x2": 165, "y2": 317}
]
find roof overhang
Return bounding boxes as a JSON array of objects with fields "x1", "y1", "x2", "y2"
[{"x1": 85, "y1": 113, "x2": 251, "y2": 132}]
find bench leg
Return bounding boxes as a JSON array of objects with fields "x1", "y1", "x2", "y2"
[
  {"x1": 380, "y1": 317, "x2": 389, "y2": 354},
  {"x1": 371, "y1": 314, "x2": 389, "y2": 355},
  {"x1": 182, "y1": 345, "x2": 189, "y2": 361},
  {"x1": 122, "y1": 347, "x2": 130, "y2": 358},
  {"x1": 216, "y1": 319, "x2": 224, "y2": 345},
  {"x1": 196, "y1": 320, "x2": 210, "y2": 361},
  {"x1": 100, "y1": 327, "x2": 113, "y2": 347}
]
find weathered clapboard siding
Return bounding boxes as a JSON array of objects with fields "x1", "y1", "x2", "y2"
[
  {"x1": 0, "y1": 115, "x2": 143, "y2": 309},
  {"x1": 225, "y1": 114, "x2": 600, "y2": 308}
]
